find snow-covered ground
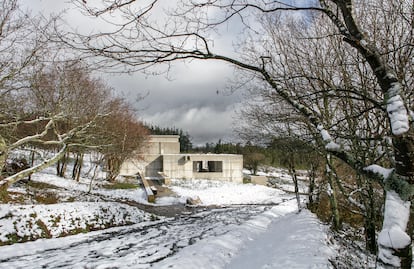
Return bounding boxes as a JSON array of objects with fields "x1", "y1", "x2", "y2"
[
  {"x1": 0, "y1": 202, "x2": 334, "y2": 269},
  {"x1": 0, "y1": 202, "x2": 152, "y2": 242},
  {"x1": 0, "y1": 166, "x2": 338, "y2": 268},
  {"x1": 167, "y1": 178, "x2": 287, "y2": 205},
  {"x1": 156, "y1": 200, "x2": 333, "y2": 269}
]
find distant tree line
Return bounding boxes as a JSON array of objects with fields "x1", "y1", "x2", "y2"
[{"x1": 192, "y1": 138, "x2": 316, "y2": 175}]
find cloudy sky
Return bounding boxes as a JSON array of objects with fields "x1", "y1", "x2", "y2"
[
  {"x1": 20, "y1": 0, "x2": 247, "y2": 146},
  {"x1": 111, "y1": 62, "x2": 243, "y2": 146}
]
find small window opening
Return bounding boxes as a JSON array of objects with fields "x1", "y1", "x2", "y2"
[{"x1": 193, "y1": 161, "x2": 222, "y2": 172}]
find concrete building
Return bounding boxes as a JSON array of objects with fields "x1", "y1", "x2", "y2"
[{"x1": 120, "y1": 135, "x2": 243, "y2": 183}]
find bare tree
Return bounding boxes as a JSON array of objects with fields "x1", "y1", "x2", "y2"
[
  {"x1": 239, "y1": 10, "x2": 389, "y2": 252},
  {"x1": 94, "y1": 97, "x2": 149, "y2": 181},
  {"x1": 27, "y1": 61, "x2": 113, "y2": 181},
  {"x1": 0, "y1": 0, "x2": 44, "y2": 176},
  {"x1": 0, "y1": 0, "x2": 54, "y2": 191},
  {"x1": 0, "y1": 1, "x2": 148, "y2": 195},
  {"x1": 60, "y1": 0, "x2": 414, "y2": 267}
]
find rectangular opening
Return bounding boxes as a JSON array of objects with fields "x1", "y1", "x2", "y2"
[
  {"x1": 208, "y1": 161, "x2": 222, "y2": 172},
  {"x1": 193, "y1": 161, "x2": 222, "y2": 172}
]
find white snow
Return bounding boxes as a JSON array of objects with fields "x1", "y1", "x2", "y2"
[
  {"x1": 360, "y1": 39, "x2": 368, "y2": 46},
  {"x1": 317, "y1": 125, "x2": 341, "y2": 151},
  {"x1": 0, "y1": 166, "x2": 335, "y2": 268},
  {"x1": 0, "y1": 200, "x2": 334, "y2": 269},
  {"x1": 226, "y1": 210, "x2": 333, "y2": 269},
  {"x1": 386, "y1": 83, "x2": 410, "y2": 135},
  {"x1": 157, "y1": 200, "x2": 333, "y2": 269},
  {"x1": 0, "y1": 202, "x2": 152, "y2": 242},
  {"x1": 378, "y1": 191, "x2": 411, "y2": 267},
  {"x1": 318, "y1": 124, "x2": 332, "y2": 142},
  {"x1": 363, "y1": 164, "x2": 394, "y2": 180},
  {"x1": 169, "y1": 178, "x2": 287, "y2": 205},
  {"x1": 325, "y1": 141, "x2": 341, "y2": 151},
  {"x1": 29, "y1": 172, "x2": 150, "y2": 204},
  {"x1": 326, "y1": 182, "x2": 333, "y2": 196}
]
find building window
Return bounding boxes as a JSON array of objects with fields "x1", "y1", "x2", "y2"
[{"x1": 193, "y1": 161, "x2": 223, "y2": 172}]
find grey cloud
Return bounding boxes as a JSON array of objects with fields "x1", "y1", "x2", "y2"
[
  {"x1": 21, "y1": 0, "x2": 246, "y2": 144},
  {"x1": 107, "y1": 63, "x2": 244, "y2": 144},
  {"x1": 143, "y1": 104, "x2": 241, "y2": 146}
]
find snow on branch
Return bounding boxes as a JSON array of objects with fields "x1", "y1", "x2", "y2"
[
  {"x1": 0, "y1": 144, "x2": 67, "y2": 189},
  {"x1": 363, "y1": 164, "x2": 394, "y2": 181},
  {"x1": 317, "y1": 125, "x2": 341, "y2": 151},
  {"x1": 386, "y1": 82, "x2": 410, "y2": 135},
  {"x1": 347, "y1": 188, "x2": 365, "y2": 211},
  {"x1": 9, "y1": 119, "x2": 55, "y2": 150}
]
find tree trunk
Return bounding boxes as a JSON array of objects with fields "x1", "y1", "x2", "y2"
[
  {"x1": 56, "y1": 160, "x2": 62, "y2": 177},
  {"x1": 28, "y1": 150, "x2": 35, "y2": 182},
  {"x1": 88, "y1": 163, "x2": 100, "y2": 193},
  {"x1": 378, "y1": 190, "x2": 412, "y2": 268},
  {"x1": 325, "y1": 155, "x2": 341, "y2": 231},
  {"x1": 365, "y1": 217, "x2": 377, "y2": 254},
  {"x1": 288, "y1": 157, "x2": 301, "y2": 212},
  {"x1": 364, "y1": 182, "x2": 378, "y2": 254},
  {"x1": 377, "y1": 134, "x2": 414, "y2": 268},
  {"x1": 56, "y1": 152, "x2": 68, "y2": 177},
  {"x1": 77, "y1": 153, "x2": 83, "y2": 181},
  {"x1": 0, "y1": 145, "x2": 68, "y2": 190},
  {"x1": 0, "y1": 135, "x2": 7, "y2": 177},
  {"x1": 308, "y1": 163, "x2": 318, "y2": 208},
  {"x1": 106, "y1": 157, "x2": 120, "y2": 182},
  {"x1": 0, "y1": 136, "x2": 8, "y2": 199},
  {"x1": 292, "y1": 171, "x2": 301, "y2": 212},
  {"x1": 72, "y1": 152, "x2": 83, "y2": 182}
]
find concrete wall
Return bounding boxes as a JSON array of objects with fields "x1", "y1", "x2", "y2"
[
  {"x1": 119, "y1": 158, "x2": 146, "y2": 177},
  {"x1": 161, "y1": 154, "x2": 243, "y2": 183},
  {"x1": 119, "y1": 155, "x2": 163, "y2": 178},
  {"x1": 120, "y1": 135, "x2": 180, "y2": 176},
  {"x1": 250, "y1": 175, "x2": 268, "y2": 186},
  {"x1": 119, "y1": 135, "x2": 243, "y2": 182},
  {"x1": 147, "y1": 135, "x2": 180, "y2": 154}
]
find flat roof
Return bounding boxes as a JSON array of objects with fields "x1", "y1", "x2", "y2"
[
  {"x1": 149, "y1": 135, "x2": 180, "y2": 138},
  {"x1": 149, "y1": 135, "x2": 180, "y2": 143}
]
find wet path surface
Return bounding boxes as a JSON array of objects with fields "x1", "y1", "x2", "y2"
[{"x1": 0, "y1": 205, "x2": 272, "y2": 269}]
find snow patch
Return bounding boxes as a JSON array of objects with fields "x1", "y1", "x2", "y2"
[
  {"x1": 326, "y1": 141, "x2": 341, "y2": 151},
  {"x1": 317, "y1": 125, "x2": 332, "y2": 142},
  {"x1": 30, "y1": 172, "x2": 149, "y2": 204},
  {"x1": 360, "y1": 39, "x2": 368, "y2": 46},
  {"x1": 0, "y1": 203, "x2": 152, "y2": 243},
  {"x1": 169, "y1": 179, "x2": 286, "y2": 205},
  {"x1": 326, "y1": 183, "x2": 333, "y2": 196},
  {"x1": 378, "y1": 191, "x2": 411, "y2": 267},
  {"x1": 318, "y1": 125, "x2": 341, "y2": 151},
  {"x1": 363, "y1": 164, "x2": 393, "y2": 180},
  {"x1": 386, "y1": 83, "x2": 409, "y2": 135}
]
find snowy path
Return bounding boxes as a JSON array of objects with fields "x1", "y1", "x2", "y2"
[
  {"x1": 0, "y1": 205, "x2": 272, "y2": 269},
  {"x1": 156, "y1": 200, "x2": 333, "y2": 269},
  {"x1": 226, "y1": 210, "x2": 333, "y2": 269}
]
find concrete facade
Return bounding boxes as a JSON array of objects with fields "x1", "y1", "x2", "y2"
[
  {"x1": 120, "y1": 135, "x2": 243, "y2": 183},
  {"x1": 146, "y1": 135, "x2": 180, "y2": 154}
]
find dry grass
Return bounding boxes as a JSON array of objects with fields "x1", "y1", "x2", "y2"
[{"x1": 102, "y1": 182, "x2": 138, "y2": 190}]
